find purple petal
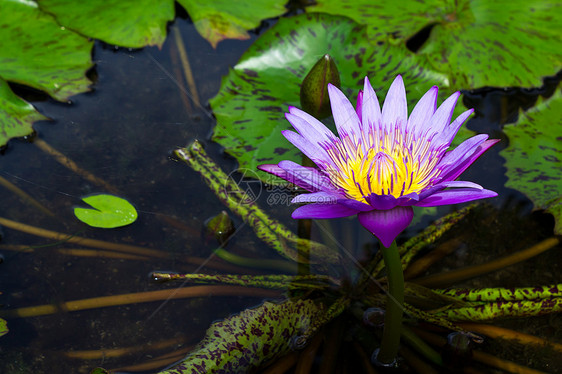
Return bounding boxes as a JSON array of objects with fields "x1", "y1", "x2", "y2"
[
  {"x1": 365, "y1": 194, "x2": 399, "y2": 210},
  {"x1": 415, "y1": 188, "x2": 498, "y2": 207},
  {"x1": 278, "y1": 160, "x2": 336, "y2": 192},
  {"x1": 361, "y1": 77, "x2": 382, "y2": 134},
  {"x1": 407, "y1": 86, "x2": 437, "y2": 134},
  {"x1": 337, "y1": 198, "x2": 374, "y2": 212},
  {"x1": 356, "y1": 89, "x2": 363, "y2": 123},
  {"x1": 423, "y1": 91, "x2": 461, "y2": 138},
  {"x1": 287, "y1": 107, "x2": 336, "y2": 143},
  {"x1": 381, "y1": 75, "x2": 407, "y2": 131},
  {"x1": 358, "y1": 206, "x2": 414, "y2": 248},
  {"x1": 292, "y1": 203, "x2": 358, "y2": 219},
  {"x1": 282, "y1": 130, "x2": 332, "y2": 166},
  {"x1": 437, "y1": 134, "x2": 489, "y2": 172},
  {"x1": 439, "y1": 138, "x2": 500, "y2": 182},
  {"x1": 365, "y1": 193, "x2": 419, "y2": 210},
  {"x1": 436, "y1": 108, "x2": 474, "y2": 145},
  {"x1": 439, "y1": 180, "x2": 483, "y2": 189},
  {"x1": 291, "y1": 191, "x2": 341, "y2": 204},
  {"x1": 328, "y1": 83, "x2": 362, "y2": 138}
]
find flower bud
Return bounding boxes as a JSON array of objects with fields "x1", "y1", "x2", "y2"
[
  {"x1": 300, "y1": 54, "x2": 341, "y2": 119},
  {"x1": 204, "y1": 211, "x2": 235, "y2": 245}
]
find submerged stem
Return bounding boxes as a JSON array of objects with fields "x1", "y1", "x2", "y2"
[{"x1": 377, "y1": 240, "x2": 404, "y2": 365}]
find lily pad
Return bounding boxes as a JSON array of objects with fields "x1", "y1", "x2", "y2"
[
  {"x1": 501, "y1": 88, "x2": 562, "y2": 234},
  {"x1": 0, "y1": 315, "x2": 7, "y2": 338},
  {"x1": 0, "y1": 78, "x2": 47, "y2": 146},
  {"x1": 210, "y1": 13, "x2": 471, "y2": 182},
  {"x1": 177, "y1": 0, "x2": 287, "y2": 48},
  {"x1": 37, "y1": 0, "x2": 175, "y2": 48},
  {"x1": 159, "y1": 299, "x2": 324, "y2": 374},
  {"x1": 0, "y1": 0, "x2": 93, "y2": 101},
  {"x1": 308, "y1": 0, "x2": 562, "y2": 89},
  {"x1": 74, "y1": 194, "x2": 138, "y2": 228}
]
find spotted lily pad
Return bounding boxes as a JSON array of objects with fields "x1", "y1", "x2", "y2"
[
  {"x1": 0, "y1": 313, "x2": 7, "y2": 338},
  {"x1": 0, "y1": 78, "x2": 47, "y2": 146},
  {"x1": 177, "y1": 0, "x2": 287, "y2": 48},
  {"x1": 210, "y1": 13, "x2": 472, "y2": 182},
  {"x1": 501, "y1": 88, "x2": 562, "y2": 234},
  {"x1": 37, "y1": 0, "x2": 175, "y2": 48},
  {"x1": 308, "y1": 0, "x2": 562, "y2": 89},
  {"x1": 74, "y1": 194, "x2": 138, "y2": 228},
  {"x1": 158, "y1": 299, "x2": 324, "y2": 374},
  {"x1": 0, "y1": 0, "x2": 93, "y2": 101}
]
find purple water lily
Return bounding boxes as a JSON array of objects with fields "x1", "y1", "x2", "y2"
[{"x1": 259, "y1": 75, "x2": 499, "y2": 247}]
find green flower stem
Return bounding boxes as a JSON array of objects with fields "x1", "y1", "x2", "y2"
[{"x1": 377, "y1": 240, "x2": 404, "y2": 365}]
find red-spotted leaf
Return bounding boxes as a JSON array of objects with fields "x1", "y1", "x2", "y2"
[
  {"x1": 308, "y1": 0, "x2": 562, "y2": 89},
  {"x1": 158, "y1": 299, "x2": 324, "y2": 374},
  {"x1": 501, "y1": 87, "x2": 562, "y2": 234}
]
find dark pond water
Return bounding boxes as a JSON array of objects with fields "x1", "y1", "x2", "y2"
[{"x1": 0, "y1": 13, "x2": 561, "y2": 374}]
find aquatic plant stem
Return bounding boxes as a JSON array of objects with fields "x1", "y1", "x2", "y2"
[{"x1": 377, "y1": 240, "x2": 404, "y2": 365}]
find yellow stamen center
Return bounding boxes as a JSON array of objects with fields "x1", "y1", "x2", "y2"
[{"x1": 324, "y1": 130, "x2": 442, "y2": 202}]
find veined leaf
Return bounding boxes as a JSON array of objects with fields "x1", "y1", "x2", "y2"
[
  {"x1": 0, "y1": 0, "x2": 93, "y2": 101},
  {"x1": 308, "y1": 0, "x2": 562, "y2": 89},
  {"x1": 159, "y1": 299, "x2": 324, "y2": 374},
  {"x1": 177, "y1": 0, "x2": 287, "y2": 48},
  {"x1": 501, "y1": 88, "x2": 562, "y2": 234},
  {"x1": 37, "y1": 0, "x2": 175, "y2": 48},
  {"x1": 0, "y1": 78, "x2": 47, "y2": 146}
]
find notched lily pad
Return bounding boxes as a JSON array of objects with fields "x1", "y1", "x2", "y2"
[
  {"x1": 501, "y1": 88, "x2": 562, "y2": 234},
  {"x1": 38, "y1": 0, "x2": 175, "y2": 48},
  {"x1": 0, "y1": 315, "x2": 7, "y2": 338},
  {"x1": 210, "y1": 12, "x2": 470, "y2": 182},
  {"x1": 74, "y1": 194, "x2": 138, "y2": 228},
  {"x1": 308, "y1": 0, "x2": 562, "y2": 89},
  {"x1": 0, "y1": 0, "x2": 93, "y2": 101},
  {"x1": 177, "y1": 0, "x2": 287, "y2": 48},
  {"x1": 159, "y1": 299, "x2": 325, "y2": 374},
  {"x1": 0, "y1": 78, "x2": 47, "y2": 147}
]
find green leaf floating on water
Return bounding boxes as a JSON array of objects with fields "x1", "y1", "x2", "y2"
[
  {"x1": 308, "y1": 0, "x2": 562, "y2": 89},
  {"x1": 37, "y1": 0, "x2": 175, "y2": 48},
  {"x1": 74, "y1": 194, "x2": 138, "y2": 228},
  {"x1": 501, "y1": 88, "x2": 562, "y2": 234},
  {"x1": 159, "y1": 299, "x2": 325, "y2": 374},
  {"x1": 0, "y1": 317, "x2": 7, "y2": 338},
  {"x1": 177, "y1": 0, "x2": 287, "y2": 48},
  {"x1": 210, "y1": 13, "x2": 472, "y2": 182},
  {"x1": 0, "y1": 0, "x2": 93, "y2": 101},
  {"x1": 0, "y1": 78, "x2": 47, "y2": 146}
]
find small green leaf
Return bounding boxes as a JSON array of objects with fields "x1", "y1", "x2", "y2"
[
  {"x1": 158, "y1": 299, "x2": 325, "y2": 374},
  {"x1": 37, "y1": 0, "x2": 175, "y2": 48},
  {"x1": 0, "y1": 77, "x2": 47, "y2": 147},
  {"x1": 0, "y1": 0, "x2": 93, "y2": 101},
  {"x1": 0, "y1": 317, "x2": 7, "y2": 338},
  {"x1": 74, "y1": 194, "x2": 138, "y2": 228},
  {"x1": 501, "y1": 88, "x2": 562, "y2": 234},
  {"x1": 177, "y1": 0, "x2": 287, "y2": 48}
]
